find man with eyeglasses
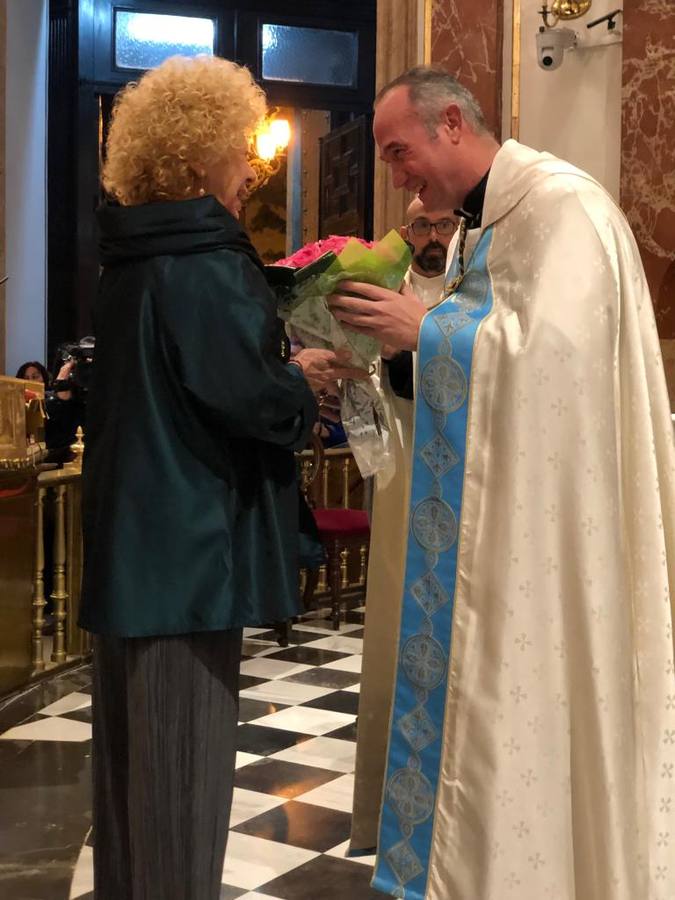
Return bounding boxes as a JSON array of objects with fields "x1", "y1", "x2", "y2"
[
  {"x1": 331, "y1": 66, "x2": 674, "y2": 900},
  {"x1": 404, "y1": 199, "x2": 456, "y2": 283}
]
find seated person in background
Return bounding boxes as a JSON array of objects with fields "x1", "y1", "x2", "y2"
[
  {"x1": 15, "y1": 360, "x2": 50, "y2": 387},
  {"x1": 44, "y1": 357, "x2": 86, "y2": 452},
  {"x1": 15, "y1": 358, "x2": 83, "y2": 454}
]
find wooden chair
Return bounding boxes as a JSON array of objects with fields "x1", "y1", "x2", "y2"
[{"x1": 300, "y1": 434, "x2": 370, "y2": 630}]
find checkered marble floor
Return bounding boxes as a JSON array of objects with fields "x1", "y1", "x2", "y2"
[{"x1": 0, "y1": 606, "x2": 381, "y2": 900}]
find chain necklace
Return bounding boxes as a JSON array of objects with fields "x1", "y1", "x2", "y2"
[{"x1": 441, "y1": 216, "x2": 469, "y2": 300}]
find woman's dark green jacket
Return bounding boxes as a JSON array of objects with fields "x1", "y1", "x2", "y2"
[{"x1": 78, "y1": 196, "x2": 318, "y2": 637}]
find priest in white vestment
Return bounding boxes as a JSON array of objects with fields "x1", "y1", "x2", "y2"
[
  {"x1": 351, "y1": 198, "x2": 456, "y2": 851},
  {"x1": 330, "y1": 66, "x2": 675, "y2": 900}
]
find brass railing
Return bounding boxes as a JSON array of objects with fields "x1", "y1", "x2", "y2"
[
  {"x1": 297, "y1": 445, "x2": 369, "y2": 601},
  {"x1": 31, "y1": 466, "x2": 90, "y2": 674},
  {"x1": 1, "y1": 444, "x2": 367, "y2": 696}
]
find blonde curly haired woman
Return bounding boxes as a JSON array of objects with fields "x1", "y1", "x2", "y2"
[{"x1": 78, "y1": 56, "x2": 361, "y2": 900}]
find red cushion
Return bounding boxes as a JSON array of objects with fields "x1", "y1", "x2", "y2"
[{"x1": 313, "y1": 507, "x2": 370, "y2": 537}]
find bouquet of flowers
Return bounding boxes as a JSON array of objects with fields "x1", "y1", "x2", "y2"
[{"x1": 270, "y1": 231, "x2": 412, "y2": 480}]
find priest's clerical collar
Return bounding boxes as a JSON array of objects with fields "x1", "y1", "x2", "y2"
[{"x1": 454, "y1": 169, "x2": 490, "y2": 229}]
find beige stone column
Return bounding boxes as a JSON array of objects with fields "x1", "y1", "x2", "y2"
[
  {"x1": 373, "y1": 0, "x2": 427, "y2": 238},
  {"x1": 0, "y1": 0, "x2": 6, "y2": 374}
]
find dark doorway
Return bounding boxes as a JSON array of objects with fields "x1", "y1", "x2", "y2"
[{"x1": 47, "y1": 0, "x2": 376, "y2": 359}]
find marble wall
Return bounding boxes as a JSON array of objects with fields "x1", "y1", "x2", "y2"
[
  {"x1": 430, "y1": 0, "x2": 503, "y2": 135},
  {"x1": 621, "y1": 0, "x2": 675, "y2": 404}
]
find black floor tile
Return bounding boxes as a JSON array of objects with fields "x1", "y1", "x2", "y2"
[
  {"x1": 248, "y1": 630, "x2": 281, "y2": 644},
  {"x1": 263, "y1": 645, "x2": 350, "y2": 666},
  {"x1": 236, "y1": 724, "x2": 312, "y2": 757},
  {"x1": 282, "y1": 668, "x2": 360, "y2": 690},
  {"x1": 242, "y1": 639, "x2": 279, "y2": 657},
  {"x1": 344, "y1": 610, "x2": 366, "y2": 625},
  {"x1": 219, "y1": 885, "x2": 247, "y2": 899},
  {"x1": 288, "y1": 629, "x2": 341, "y2": 645},
  {"x1": 0, "y1": 740, "x2": 92, "y2": 890},
  {"x1": 301, "y1": 691, "x2": 360, "y2": 716},
  {"x1": 238, "y1": 698, "x2": 288, "y2": 723},
  {"x1": 238, "y1": 674, "x2": 267, "y2": 691},
  {"x1": 232, "y1": 799, "x2": 352, "y2": 852},
  {"x1": 348, "y1": 628, "x2": 365, "y2": 638},
  {"x1": 325, "y1": 721, "x2": 359, "y2": 742},
  {"x1": 234, "y1": 757, "x2": 341, "y2": 799},
  {"x1": 258, "y1": 853, "x2": 380, "y2": 899},
  {"x1": 61, "y1": 707, "x2": 93, "y2": 724},
  {"x1": 0, "y1": 665, "x2": 91, "y2": 735}
]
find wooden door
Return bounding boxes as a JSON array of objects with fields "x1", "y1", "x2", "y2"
[{"x1": 319, "y1": 116, "x2": 371, "y2": 238}]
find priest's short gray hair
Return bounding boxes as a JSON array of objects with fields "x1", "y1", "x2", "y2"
[{"x1": 376, "y1": 66, "x2": 489, "y2": 137}]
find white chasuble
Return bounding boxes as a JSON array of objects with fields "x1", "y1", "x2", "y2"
[
  {"x1": 351, "y1": 270, "x2": 445, "y2": 853},
  {"x1": 370, "y1": 140, "x2": 675, "y2": 900}
]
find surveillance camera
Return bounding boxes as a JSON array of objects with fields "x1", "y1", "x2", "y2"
[{"x1": 536, "y1": 26, "x2": 578, "y2": 71}]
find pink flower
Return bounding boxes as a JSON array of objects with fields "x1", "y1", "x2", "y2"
[{"x1": 277, "y1": 235, "x2": 373, "y2": 269}]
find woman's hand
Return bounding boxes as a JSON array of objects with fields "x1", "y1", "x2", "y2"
[
  {"x1": 328, "y1": 281, "x2": 425, "y2": 352},
  {"x1": 291, "y1": 348, "x2": 368, "y2": 396}
]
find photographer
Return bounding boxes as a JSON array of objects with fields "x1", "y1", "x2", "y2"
[{"x1": 45, "y1": 339, "x2": 91, "y2": 453}]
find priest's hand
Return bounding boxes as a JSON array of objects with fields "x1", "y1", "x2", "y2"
[
  {"x1": 328, "y1": 281, "x2": 425, "y2": 352},
  {"x1": 291, "y1": 348, "x2": 368, "y2": 396}
]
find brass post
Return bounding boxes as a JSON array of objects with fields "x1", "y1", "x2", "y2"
[
  {"x1": 318, "y1": 564, "x2": 328, "y2": 593},
  {"x1": 340, "y1": 547, "x2": 350, "y2": 590},
  {"x1": 299, "y1": 567, "x2": 307, "y2": 596},
  {"x1": 342, "y1": 457, "x2": 350, "y2": 509},
  {"x1": 50, "y1": 484, "x2": 68, "y2": 663},
  {"x1": 322, "y1": 459, "x2": 330, "y2": 508},
  {"x1": 358, "y1": 543, "x2": 368, "y2": 587},
  {"x1": 31, "y1": 487, "x2": 46, "y2": 670}
]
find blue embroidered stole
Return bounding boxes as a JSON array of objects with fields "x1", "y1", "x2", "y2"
[{"x1": 373, "y1": 227, "x2": 495, "y2": 899}]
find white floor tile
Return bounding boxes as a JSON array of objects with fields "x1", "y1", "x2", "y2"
[
  {"x1": 325, "y1": 839, "x2": 376, "y2": 867},
  {"x1": 243, "y1": 627, "x2": 273, "y2": 637},
  {"x1": 239, "y1": 658, "x2": 312, "y2": 680},
  {"x1": 239, "y1": 894, "x2": 284, "y2": 900},
  {"x1": 271, "y1": 736, "x2": 356, "y2": 774},
  {"x1": 296, "y1": 774, "x2": 355, "y2": 813},
  {"x1": 222, "y1": 832, "x2": 317, "y2": 890},
  {"x1": 235, "y1": 751, "x2": 262, "y2": 770},
  {"x1": 228, "y1": 788, "x2": 285, "y2": 827},
  {"x1": 0, "y1": 716, "x2": 91, "y2": 743},
  {"x1": 302, "y1": 636, "x2": 364, "y2": 655},
  {"x1": 251, "y1": 706, "x2": 355, "y2": 736},
  {"x1": 343, "y1": 682, "x2": 361, "y2": 694},
  {"x1": 69, "y1": 845, "x2": 93, "y2": 898},
  {"x1": 38, "y1": 692, "x2": 91, "y2": 717},
  {"x1": 240, "y1": 680, "x2": 334, "y2": 706},
  {"x1": 321, "y1": 655, "x2": 363, "y2": 674},
  {"x1": 296, "y1": 623, "x2": 364, "y2": 636}
]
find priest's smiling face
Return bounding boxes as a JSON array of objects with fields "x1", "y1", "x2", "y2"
[{"x1": 374, "y1": 85, "x2": 480, "y2": 213}]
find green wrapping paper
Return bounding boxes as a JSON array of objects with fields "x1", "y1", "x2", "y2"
[{"x1": 274, "y1": 231, "x2": 412, "y2": 480}]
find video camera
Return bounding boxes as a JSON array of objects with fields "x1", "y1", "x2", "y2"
[{"x1": 51, "y1": 336, "x2": 95, "y2": 395}]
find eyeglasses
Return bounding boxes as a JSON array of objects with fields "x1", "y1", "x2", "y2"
[{"x1": 408, "y1": 217, "x2": 456, "y2": 237}]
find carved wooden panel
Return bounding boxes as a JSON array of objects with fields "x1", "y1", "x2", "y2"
[{"x1": 319, "y1": 116, "x2": 368, "y2": 238}]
